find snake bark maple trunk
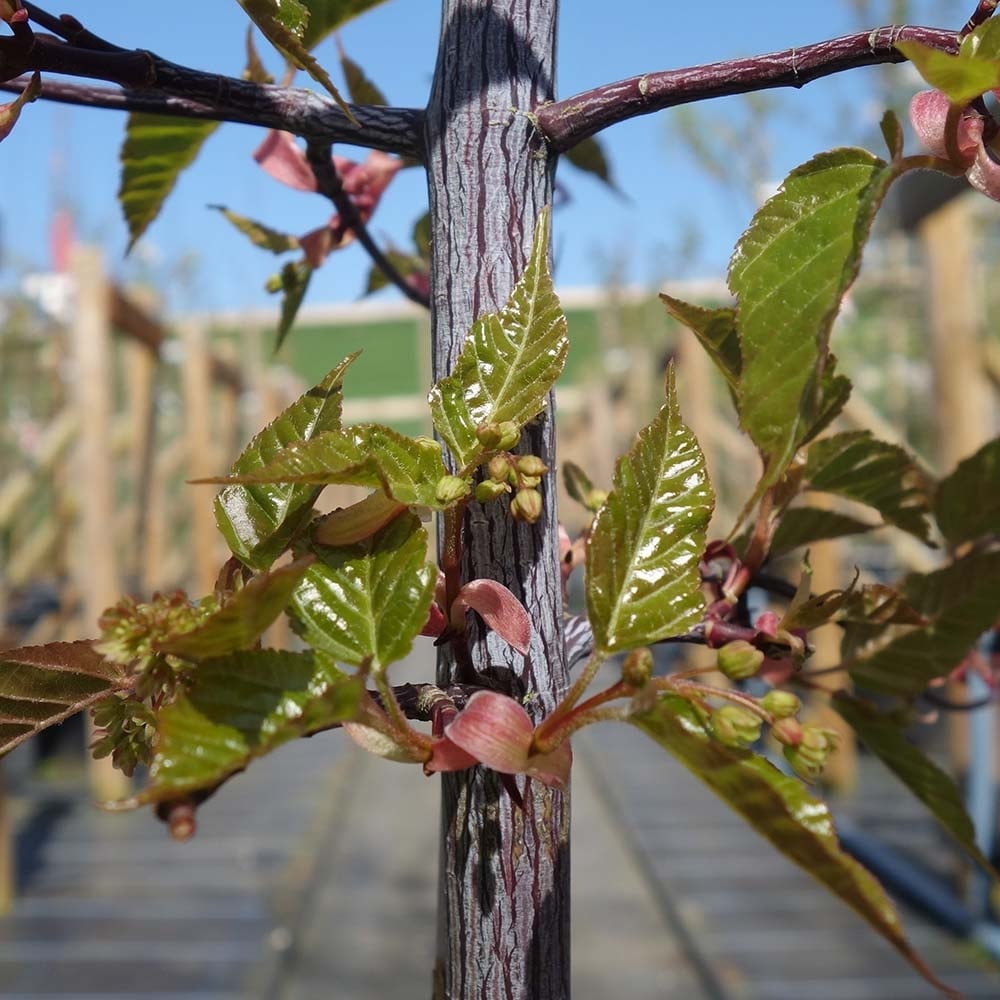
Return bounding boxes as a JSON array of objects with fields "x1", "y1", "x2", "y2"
[{"x1": 424, "y1": 2, "x2": 570, "y2": 997}]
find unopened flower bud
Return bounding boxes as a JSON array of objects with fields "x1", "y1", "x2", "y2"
[
  {"x1": 711, "y1": 705, "x2": 762, "y2": 748},
  {"x1": 761, "y1": 690, "x2": 801, "y2": 719},
  {"x1": 783, "y1": 726, "x2": 839, "y2": 781},
  {"x1": 510, "y1": 488, "x2": 543, "y2": 524},
  {"x1": 475, "y1": 479, "x2": 509, "y2": 503},
  {"x1": 516, "y1": 455, "x2": 548, "y2": 477},
  {"x1": 435, "y1": 475, "x2": 470, "y2": 504},
  {"x1": 716, "y1": 640, "x2": 764, "y2": 681},
  {"x1": 585, "y1": 489, "x2": 609, "y2": 511},
  {"x1": 622, "y1": 647, "x2": 653, "y2": 688},
  {"x1": 488, "y1": 454, "x2": 511, "y2": 483},
  {"x1": 770, "y1": 717, "x2": 804, "y2": 747},
  {"x1": 496, "y1": 421, "x2": 520, "y2": 450},
  {"x1": 476, "y1": 423, "x2": 504, "y2": 449},
  {"x1": 519, "y1": 474, "x2": 542, "y2": 489}
]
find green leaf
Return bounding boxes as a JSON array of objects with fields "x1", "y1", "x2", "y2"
[
  {"x1": 137, "y1": 650, "x2": 362, "y2": 802},
  {"x1": 563, "y1": 135, "x2": 617, "y2": 191},
  {"x1": 1, "y1": 642, "x2": 129, "y2": 757},
  {"x1": 300, "y1": 0, "x2": 393, "y2": 49},
  {"x1": 215, "y1": 353, "x2": 359, "y2": 569},
  {"x1": 660, "y1": 294, "x2": 741, "y2": 391},
  {"x1": 0, "y1": 71, "x2": 40, "y2": 143},
  {"x1": 805, "y1": 431, "x2": 933, "y2": 542},
  {"x1": 586, "y1": 368, "x2": 714, "y2": 652},
  {"x1": 632, "y1": 695, "x2": 956, "y2": 999},
  {"x1": 291, "y1": 512, "x2": 436, "y2": 671},
  {"x1": 412, "y1": 212, "x2": 431, "y2": 257},
  {"x1": 211, "y1": 204, "x2": 299, "y2": 254},
  {"x1": 730, "y1": 149, "x2": 896, "y2": 482},
  {"x1": 834, "y1": 693, "x2": 997, "y2": 879},
  {"x1": 365, "y1": 249, "x2": 422, "y2": 296},
  {"x1": 429, "y1": 207, "x2": 569, "y2": 471},
  {"x1": 236, "y1": 0, "x2": 356, "y2": 121},
  {"x1": 363, "y1": 426, "x2": 455, "y2": 508},
  {"x1": 243, "y1": 26, "x2": 275, "y2": 83},
  {"x1": 118, "y1": 114, "x2": 218, "y2": 251},
  {"x1": 156, "y1": 557, "x2": 314, "y2": 660},
  {"x1": 270, "y1": 259, "x2": 314, "y2": 353},
  {"x1": 934, "y1": 437, "x2": 1000, "y2": 547},
  {"x1": 769, "y1": 507, "x2": 876, "y2": 558},
  {"x1": 897, "y1": 32, "x2": 1000, "y2": 105},
  {"x1": 800, "y1": 356, "x2": 852, "y2": 446},
  {"x1": 848, "y1": 551, "x2": 1000, "y2": 695},
  {"x1": 338, "y1": 44, "x2": 388, "y2": 106},
  {"x1": 880, "y1": 110, "x2": 904, "y2": 160}
]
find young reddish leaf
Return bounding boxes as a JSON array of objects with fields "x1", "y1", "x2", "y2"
[
  {"x1": 454, "y1": 579, "x2": 532, "y2": 654},
  {"x1": 0, "y1": 70, "x2": 39, "y2": 143},
  {"x1": 0, "y1": 642, "x2": 130, "y2": 757},
  {"x1": 254, "y1": 130, "x2": 318, "y2": 192}
]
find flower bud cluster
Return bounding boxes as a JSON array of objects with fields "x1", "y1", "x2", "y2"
[{"x1": 474, "y1": 426, "x2": 550, "y2": 526}]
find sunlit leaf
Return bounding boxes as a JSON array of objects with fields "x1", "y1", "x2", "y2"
[
  {"x1": 215, "y1": 353, "x2": 359, "y2": 569},
  {"x1": 897, "y1": 23, "x2": 1000, "y2": 105},
  {"x1": 119, "y1": 114, "x2": 218, "y2": 250},
  {"x1": 156, "y1": 557, "x2": 314, "y2": 660},
  {"x1": 429, "y1": 207, "x2": 568, "y2": 471},
  {"x1": 0, "y1": 642, "x2": 129, "y2": 757},
  {"x1": 338, "y1": 43, "x2": 388, "y2": 105},
  {"x1": 800, "y1": 356, "x2": 852, "y2": 446},
  {"x1": 934, "y1": 437, "x2": 1000, "y2": 547},
  {"x1": 633, "y1": 695, "x2": 956, "y2": 998},
  {"x1": 586, "y1": 368, "x2": 714, "y2": 652},
  {"x1": 660, "y1": 294, "x2": 740, "y2": 390},
  {"x1": 291, "y1": 512, "x2": 436, "y2": 671},
  {"x1": 730, "y1": 149, "x2": 896, "y2": 482},
  {"x1": 137, "y1": 650, "x2": 362, "y2": 802},
  {"x1": 805, "y1": 431, "x2": 933, "y2": 542},
  {"x1": 300, "y1": 0, "x2": 393, "y2": 49},
  {"x1": 211, "y1": 204, "x2": 299, "y2": 254}
]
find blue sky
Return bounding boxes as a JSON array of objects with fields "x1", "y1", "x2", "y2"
[{"x1": 0, "y1": 1, "x2": 964, "y2": 311}]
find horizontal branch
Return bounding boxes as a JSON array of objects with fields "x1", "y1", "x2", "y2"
[{"x1": 536, "y1": 25, "x2": 960, "y2": 151}]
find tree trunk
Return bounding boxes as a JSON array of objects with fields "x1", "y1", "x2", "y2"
[{"x1": 424, "y1": 2, "x2": 569, "y2": 997}]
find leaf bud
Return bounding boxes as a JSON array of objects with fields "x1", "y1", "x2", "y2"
[
  {"x1": 496, "y1": 421, "x2": 521, "y2": 450},
  {"x1": 621, "y1": 647, "x2": 653, "y2": 689},
  {"x1": 510, "y1": 488, "x2": 543, "y2": 524},
  {"x1": 487, "y1": 454, "x2": 511, "y2": 483},
  {"x1": 476, "y1": 423, "x2": 504, "y2": 449},
  {"x1": 475, "y1": 479, "x2": 509, "y2": 503},
  {"x1": 515, "y1": 455, "x2": 549, "y2": 477},
  {"x1": 716, "y1": 640, "x2": 764, "y2": 680},
  {"x1": 585, "y1": 489, "x2": 608, "y2": 512},
  {"x1": 435, "y1": 475, "x2": 470, "y2": 504},
  {"x1": 783, "y1": 726, "x2": 839, "y2": 781},
  {"x1": 761, "y1": 689, "x2": 801, "y2": 719},
  {"x1": 770, "y1": 717, "x2": 804, "y2": 747},
  {"x1": 711, "y1": 705, "x2": 762, "y2": 748}
]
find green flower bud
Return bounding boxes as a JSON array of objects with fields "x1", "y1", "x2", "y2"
[
  {"x1": 783, "y1": 726, "x2": 839, "y2": 781},
  {"x1": 476, "y1": 423, "x2": 504, "y2": 449},
  {"x1": 585, "y1": 488, "x2": 608, "y2": 512},
  {"x1": 770, "y1": 717, "x2": 804, "y2": 748},
  {"x1": 510, "y1": 488, "x2": 543, "y2": 524},
  {"x1": 716, "y1": 640, "x2": 764, "y2": 681},
  {"x1": 761, "y1": 690, "x2": 801, "y2": 719},
  {"x1": 516, "y1": 455, "x2": 548, "y2": 477},
  {"x1": 435, "y1": 475, "x2": 470, "y2": 504},
  {"x1": 711, "y1": 705, "x2": 762, "y2": 748},
  {"x1": 621, "y1": 648, "x2": 653, "y2": 689},
  {"x1": 488, "y1": 454, "x2": 511, "y2": 483},
  {"x1": 475, "y1": 479, "x2": 509, "y2": 503},
  {"x1": 496, "y1": 421, "x2": 520, "y2": 450},
  {"x1": 519, "y1": 474, "x2": 542, "y2": 489}
]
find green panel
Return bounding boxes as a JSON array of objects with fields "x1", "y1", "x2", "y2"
[{"x1": 562, "y1": 308, "x2": 600, "y2": 383}]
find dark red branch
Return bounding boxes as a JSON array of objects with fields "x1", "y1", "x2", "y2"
[{"x1": 536, "y1": 26, "x2": 961, "y2": 151}]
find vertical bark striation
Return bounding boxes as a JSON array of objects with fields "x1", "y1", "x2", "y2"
[{"x1": 424, "y1": 2, "x2": 569, "y2": 997}]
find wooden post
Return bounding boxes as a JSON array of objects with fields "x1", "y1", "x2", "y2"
[
  {"x1": 70, "y1": 247, "x2": 131, "y2": 801},
  {"x1": 123, "y1": 338, "x2": 159, "y2": 592},
  {"x1": 0, "y1": 763, "x2": 11, "y2": 915}
]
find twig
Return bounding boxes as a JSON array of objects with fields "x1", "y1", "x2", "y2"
[
  {"x1": 962, "y1": 1, "x2": 1000, "y2": 36},
  {"x1": 535, "y1": 26, "x2": 960, "y2": 151},
  {"x1": 305, "y1": 140, "x2": 430, "y2": 309}
]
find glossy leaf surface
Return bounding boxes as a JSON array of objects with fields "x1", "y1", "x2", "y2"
[
  {"x1": 934, "y1": 437, "x2": 1000, "y2": 547},
  {"x1": 587, "y1": 369, "x2": 714, "y2": 652},
  {"x1": 215, "y1": 354, "x2": 358, "y2": 569},
  {"x1": 633, "y1": 695, "x2": 955, "y2": 997},
  {"x1": 1, "y1": 643, "x2": 129, "y2": 756},
  {"x1": 429, "y1": 208, "x2": 568, "y2": 471},
  {"x1": 660, "y1": 294, "x2": 741, "y2": 390},
  {"x1": 292, "y1": 513, "x2": 435, "y2": 670},
  {"x1": 119, "y1": 115, "x2": 218, "y2": 250},
  {"x1": 139, "y1": 650, "x2": 362, "y2": 801}
]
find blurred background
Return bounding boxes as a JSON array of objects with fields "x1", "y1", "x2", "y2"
[{"x1": 3, "y1": 1, "x2": 1000, "y2": 997}]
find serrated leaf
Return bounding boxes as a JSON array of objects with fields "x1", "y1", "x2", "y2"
[
  {"x1": 339, "y1": 44, "x2": 388, "y2": 106},
  {"x1": 300, "y1": 0, "x2": 392, "y2": 49},
  {"x1": 660, "y1": 294, "x2": 740, "y2": 390},
  {"x1": 156, "y1": 557, "x2": 314, "y2": 660},
  {"x1": 244, "y1": 26, "x2": 275, "y2": 83},
  {"x1": 800, "y1": 357, "x2": 852, "y2": 446},
  {"x1": 429, "y1": 208, "x2": 568, "y2": 472},
  {"x1": 212, "y1": 204, "x2": 299, "y2": 254},
  {"x1": 291, "y1": 512, "x2": 436, "y2": 670},
  {"x1": 563, "y1": 461, "x2": 596, "y2": 507},
  {"x1": 215, "y1": 353, "x2": 359, "y2": 569},
  {"x1": 137, "y1": 650, "x2": 362, "y2": 802},
  {"x1": 768, "y1": 507, "x2": 876, "y2": 559},
  {"x1": 834, "y1": 692, "x2": 997, "y2": 879},
  {"x1": 848, "y1": 551, "x2": 1000, "y2": 695},
  {"x1": 0, "y1": 642, "x2": 130, "y2": 757},
  {"x1": 897, "y1": 36, "x2": 1000, "y2": 105},
  {"x1": 119, "y1": 114, "x2": 218, "y2": 250},
  {"x1": 563, "y1": 135, "x2": 617, "y2": 191},
  {"x1": 236, "y1": 0, "x2": 357, "y2": 122},
  {"x1": 313, "y1": 491, "x2": 406, "y2": 546},
  {"x1": 730, "y1": 149, "x2": 896, "y2": 482},
  {"x1": 632, "y1": 694, "x2": 956, "y2": 999},
  {"x1": 271, "y1": 259, "x2": 314, "y2": 353},
  {"x1": 586, "y1": 368, "x2": 714, "y2": 652},
  {"x1": 934, "y1": 437, "x2": 1000, "y2": 547},
  {"x1": 805, "y1": 431, "x2": 933, "y2": 542},
  {"x1": 880, "y1": 110, "x2": 904, "y2": 160}
]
